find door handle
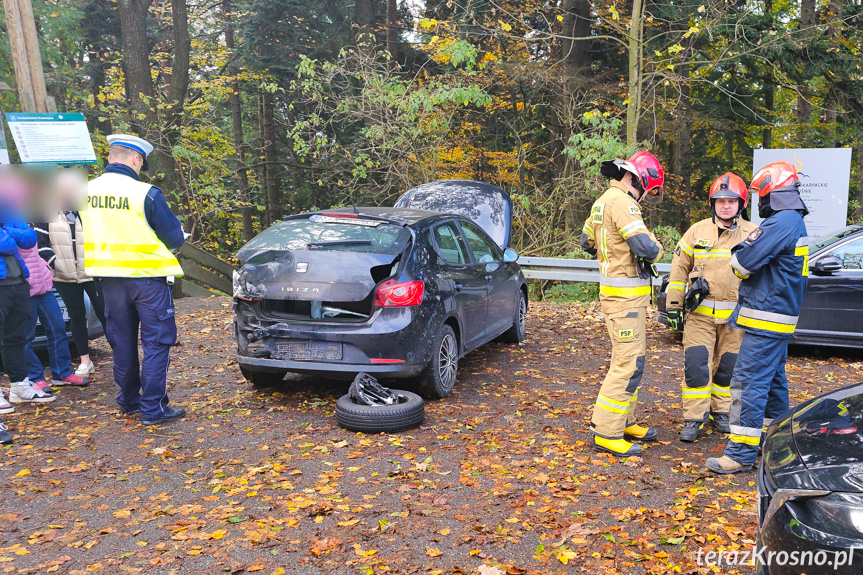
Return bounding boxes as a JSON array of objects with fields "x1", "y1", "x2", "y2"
[{"x1": 454, "y1": 283, "x2": 463, "y2": 292}]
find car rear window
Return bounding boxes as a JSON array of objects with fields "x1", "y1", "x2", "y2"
[{"x1": 237, "y1": 216, "x2": 411, "y2": 261}]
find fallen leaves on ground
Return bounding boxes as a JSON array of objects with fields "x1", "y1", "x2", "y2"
[{"x1": 2, "y1": 298, "x2": 860, "y2": 574}]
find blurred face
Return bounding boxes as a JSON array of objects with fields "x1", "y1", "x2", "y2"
[
  {"x1": 56, "y1": 169, "x2": 87, "y2": 211},
  {"x1": 714, "y1": 197, "x2": 739, "y2": 222}
]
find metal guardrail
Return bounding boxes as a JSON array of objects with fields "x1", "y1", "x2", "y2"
[{"x1": 518, "y1": 256, "x2": 671, "y2": 287}]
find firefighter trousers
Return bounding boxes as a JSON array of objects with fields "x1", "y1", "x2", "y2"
[
  {"x1": 681, "y1": 313, "x2": 743, "y2": 422},
  {"x1": 590, "y1": 307, "x2": 646, "y2": 439},
  {"x1": 724, "y1": 332, "x2": 790, "y2": 466}
]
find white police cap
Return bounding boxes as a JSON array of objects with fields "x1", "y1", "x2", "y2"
[{"x1": 106, "y1": 134, "x2": 153, "y2": 170}]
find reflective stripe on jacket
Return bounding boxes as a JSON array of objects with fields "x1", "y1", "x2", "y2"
[
  {"x1": 580, "y1": 182, "x2": 664, "y2": 314},
  {"x1": 728, "y1": 210, "x2": 808, "y2": 339},
  {"x1": 667, "y1": 217, "x2": 758, "y2": 323},
  {"x1": 83, "y1": 172, "x2": 184, "y2": 278}
]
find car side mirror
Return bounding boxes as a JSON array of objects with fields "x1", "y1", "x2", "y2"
[
  {"x1": 503, "y1": 248, "x2": 519, "y2": 263},
  {"x1": 812, "y1": 255, "x2": 842, "y2": 275}
]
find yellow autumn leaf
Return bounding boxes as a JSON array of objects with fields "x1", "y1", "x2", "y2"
[
  {"x1": 557, "y1": 549, "x2": 578, "y2": 564},
  {"x1": 15, "y1": 469, "x2": 31, "y2": 477},
  {"x1": 500, "y1": 22, "x2": 512, "y2": 32},
  {"x1": 211, "y1": 530, "x2": 227, "y2": 540},
  {"x1": 337, "y1": 519, "x2": 359, "y2": 527},
  {"x1": 426, "y1": 547, "x2": 443, "y2": 557},
  {"x1": 271, "y1": 570, "x2": 285, "y2": 575},
  {"x1": 113, "y1": 509, "x2": 131, "y2": 519}
]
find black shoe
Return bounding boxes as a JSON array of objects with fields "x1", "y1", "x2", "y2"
[
  {"x1": 709, "y1": 412, "x2": 731, "y2": 433},
  {"x1": 0, "y1": 419, "x2": 12, "y2": 444},
  {"x1": 141, "y1": 406, "x2": 185, "y2": 426},
  {"x1": 120, "y1": 406, "x2": 140, "y2": 415},
  {"x1": 680, "y1": 420, "x2": 706, "y2": 442}
]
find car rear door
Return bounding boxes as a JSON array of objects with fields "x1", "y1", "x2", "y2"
[
  {"x1": 797, "y1": 236, "x2": 863, "y2": 341},
  {"x1": 457, "y1": 219, "x2": 516, "y2": 338},
  {"x1": 431, "y1": 222, "x2": 489, "y2": 349}
]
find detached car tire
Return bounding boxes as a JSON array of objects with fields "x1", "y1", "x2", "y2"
[
  {"x1": 335, "y1": 390, "x2": 425, "y2": 433},
  {"x1": 500, "y1": 290, "x2": 527, "y2": 343},
  {"x1": 240, "y1": 367, "x2": 286, "y2": 388}
]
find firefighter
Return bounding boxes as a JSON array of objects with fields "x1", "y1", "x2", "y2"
[
  {"x1": 666, "y1": 173, "x2": 757, "y2": 441},
  {"x1": 706, "y1": 161, "x2": 808, "y2": 474},
  {"x1": 580, "y1": 151, "x2": 665, "y2": 457}
]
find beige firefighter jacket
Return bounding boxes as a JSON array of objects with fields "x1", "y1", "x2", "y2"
[
  {"x1": 581, "y1": 182, "x2": 664, "y2": 314},
  {"x1": 667, "y1": 216, "x2": 758, "y2": 323}
]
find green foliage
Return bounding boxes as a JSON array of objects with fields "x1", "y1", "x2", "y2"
[
  {"x1": 542, "y1": 282, "x2": 599, "y2": 303},
  {"x1": 652, "y1": 225, "x2": 683, "y2": 264}
]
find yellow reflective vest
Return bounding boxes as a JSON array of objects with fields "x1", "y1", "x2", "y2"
[
  {"x1": 667, "y1": 217, "x2": 757, "y2": 322},
  {"x1": 82, "y1": 172, "x2": 184, "y2": 278}
]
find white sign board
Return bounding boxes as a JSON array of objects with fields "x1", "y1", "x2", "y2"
[
  {"x1": 4, "y1": 112, "x2": 97, "y2": 165},
  {"x1": 0, "y1": 115, "x2": 8, "y2": 164},
  {"x1": 751, "y1": 148, "x2": 852, "y2": 240}
]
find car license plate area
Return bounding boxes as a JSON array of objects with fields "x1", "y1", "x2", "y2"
[{"x1": 275, "y1": 341, "x2": 343, "y2": 361}]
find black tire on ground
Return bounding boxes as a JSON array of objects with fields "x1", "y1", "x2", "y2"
[
  {"x1": 335, "y1": 390, "x2": 425, "y2": 433},
  {"x1": 500, "y1": 290, "x2": 527, "y2": 343},
  {"x1": 240, "y1": 367, "x2": 286, "y2": 388},
  {"x1": 417, "y1": 323, "x2": 459, "y2": 399}
]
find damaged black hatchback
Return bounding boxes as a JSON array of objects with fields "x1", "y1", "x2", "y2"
[{"x1": 233, "y1": 181, "x2": 528, "y2": 398}]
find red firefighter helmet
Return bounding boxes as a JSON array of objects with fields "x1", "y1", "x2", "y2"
[
  {"x1": 708, "y1": 172, "x2": 749, "y2": 209},
  {"x1": 750, "y1": 161, "x2": 800, "y2": 197},
  {"x1": 599, "y1": 150, "x2": 665, "y2": 204}
]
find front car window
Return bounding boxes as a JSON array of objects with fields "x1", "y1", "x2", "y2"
[
  {"x1": 433, "y1": 223, "x2": 470, "y2": 265},
  {"x1": 460, "y1": 220, "x2": 501, "y2": 263},
  {"x1": 829, "y1": 237, "x2": 863, "y2": 270}
]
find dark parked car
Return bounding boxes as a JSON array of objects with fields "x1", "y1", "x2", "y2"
[
  {"x1": 232, "y1": 180, "x2": 528, "y2": 398},
  {"x1": 757, "y1": 382, "x2": 863, "y2": 575},
  {"x1": 657, "y1": 224, "x2": 863, "y2": 347}
]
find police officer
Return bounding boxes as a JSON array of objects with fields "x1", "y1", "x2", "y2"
[
  {"x1": 83, "y1": 135, "x2": 187, "y2": 425},
  {"x1": 580, "y1": 151, "x2": 665, "y2": 457},
  {"x1": 706, "y1": 161, "x2": 808, "y2": 474},
  {"x1": 666, "y1": 173, "x2": 757, "y2": 441}
]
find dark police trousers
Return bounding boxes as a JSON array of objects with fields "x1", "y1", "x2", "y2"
[{"x1": 102, "y1": 278, "x2": 177, "y2": 419}]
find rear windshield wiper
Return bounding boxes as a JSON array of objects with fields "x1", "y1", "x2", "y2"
[{"x1": 307, "y1": 240, "x2": 373, "y2": 249}]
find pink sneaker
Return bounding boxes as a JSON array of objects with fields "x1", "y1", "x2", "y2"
[
  {"x1": 54, "y1": 374, "x2": 89, "y2": 387},
  {"x1": 32, "y1": 380, "x2": 55, "y2": 394}
]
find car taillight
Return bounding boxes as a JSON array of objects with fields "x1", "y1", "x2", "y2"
[{"x1": 375, "y1": 279, "x2": 424, "y2": 307}]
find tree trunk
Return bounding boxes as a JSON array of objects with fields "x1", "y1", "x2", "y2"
[
  {"x1": 3, "y1": 0, "x2": 36, "y2": 112},
  {"x1": 355, "y1": 0, "x2": 377, "y2": 52},
  {"x1": 386, "y1": 0, "x2": 398, "y2": 63},
  {"x1": 561, "y1": 0, "x2": 591, "y2": 84},
  {"x1": 223, "y1": 0, "x2": 254, "y2": 241},
  {"x1": 260, "y1": 89, "x2": 280, "y2": 225},
  {"x1": 626, "y1": 0, "x2": 644, "y2": 146},
  {"x1": 762, "y1": 0, "x2": 774, "y2": 148},
  {"x1": 797, "y1": 0, "x2": 816, "y2": 135},
  {"x1": 118, "y1": 0, "x2": 155, "y2": 134}
]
